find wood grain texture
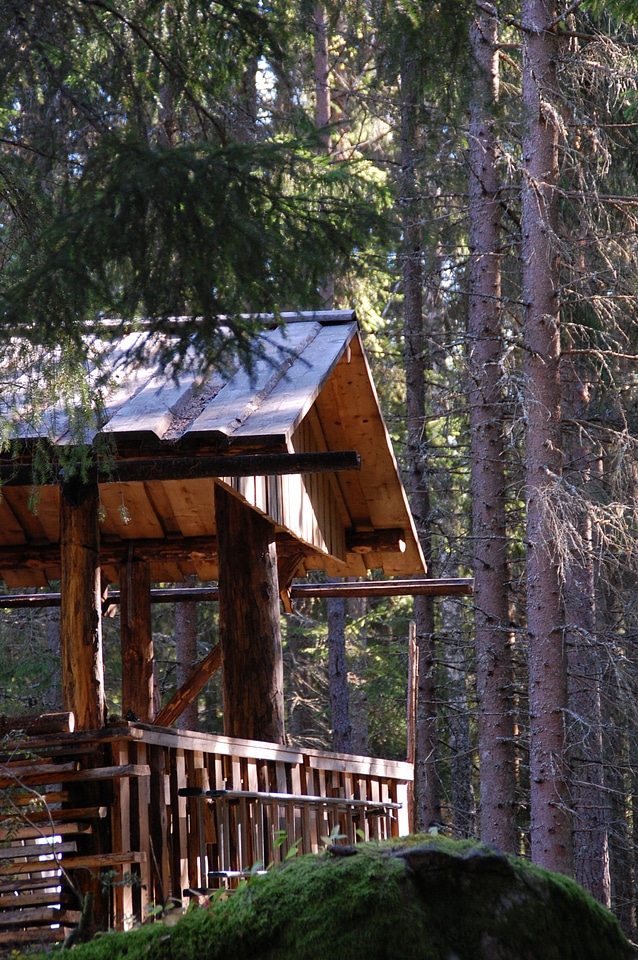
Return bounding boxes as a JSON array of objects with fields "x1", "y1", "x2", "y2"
[{"x1": 215, "y1": 485, "x2": 285, "y2": 744}]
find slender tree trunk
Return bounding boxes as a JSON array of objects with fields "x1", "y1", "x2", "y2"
[
  {"x1": 313, "y1": 2, "x2": 334, "y2": 308},
  {"x1": 347, "y1": 591, "x2": 369, "y2": 755},
  {"x1": 401, "y1": 39, "x2": 440, "y2": 831},
  {"x1": 563, "y1": 368, "x2": 610, "y2": 904},
  {"x1": 327, "y1": 590, "x2": 352, "y2": 753},
  {"x1": 521, "y1": 0, "x2": 572, "y2": 874},
  {"x1": 440, "y1": 592, "x2": 476, "y2": 838},
  {"x1": 175, "y1": 574, "x2": 199, "y2": 731},
  {"x1": 467, "y1": 0, "x2": 517, "y2": 853}
]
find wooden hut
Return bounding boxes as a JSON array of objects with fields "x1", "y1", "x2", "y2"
[{"x1": 0, "y1": 311, "x2": 467, "y2": 945}]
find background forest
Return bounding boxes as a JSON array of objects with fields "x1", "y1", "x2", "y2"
[{"x1": 2, "y1": 0, "x2": 638, "y2": 938}]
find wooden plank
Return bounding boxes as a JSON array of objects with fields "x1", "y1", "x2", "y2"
[
  {"x1": 232, "y1": 323, "x2": 357, "y2": 442},
  {"x1": 0, "y1": 927, "x2": 66, "y2": 944},
  {"x1": 0, "y1": 840, "x2": 77, "y2": 861},
  {"x1": 153, "y1": 644, "x2": 221, "y2": 728},
  {"x1": 0, "y1": 496, "x2": 27, "y2": 545},
  {"x1": 106, "y1": 366, "x2": 200, "y2": 438},
  {"x1": 0, "y1": 905, "x2": 80, "y2": 927},
  {"x1": 0, "y1": 851, "x2": 146, "y2": 876},
  {"x1": 187, "y1": 323, "x2": 322, "y2": 438},
  {"x1": 161, "y1": 479, "x2": 216, "y2": 537},
  {"x1": 0, "y1": 823, "x2": 92, "y2": 842},
  {"x1": 303, "y1": 751, "x2": 413, "y2": 781},
  {"x1": 110, "y1": 741, "x2": 132, "y2": 926},
  {"x1": 0, "y1": 488, "x2": 51, "y2": 543},
  {"x1": 0, "y1": 874, "x2": 65, "y2": 895},
  {"x1": 0, "y1": 763, "x2": 150, "y2": 789},
  {"x1": 99, "y1": 482, "x2": 164, "y2": 539},
  {"x1": 0, "y1": 889, "x2": 73, "y2": 909},
  {"x1": 0, "y1": 808, "x2": 106, "y2": 829}
]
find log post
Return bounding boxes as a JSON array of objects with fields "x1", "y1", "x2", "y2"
[
  {"x1": 60, "y1": 475, "x2": 105, "y2": 731},
  {"x1": 215, "y1": 484, "x2": 285, "y2": 744},
  {"x1": 120, "y1": 556, "x2": 155, "y2": 722}
]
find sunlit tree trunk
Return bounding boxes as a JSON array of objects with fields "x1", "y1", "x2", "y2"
[
  {"x1": 521, "y1": 0, "x2": 572, "y2": 874},
  {"x1": 467, "y1": 0, "x2": 517, "y2": 852}
]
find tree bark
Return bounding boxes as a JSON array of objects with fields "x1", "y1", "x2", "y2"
[
  {"x1": 215, "y1": 484, "x2": 285, "y2": 744},
  {"x1": 327, "y1": 587, "x2": 352, "y2": 753},
  {"x1": 564, "y1": 366, "x2": 610, "y2": 904},
  {"x1": 120, "y1": 557, "x2": 155, "y2": 723},
  {"x1": 468, "y1": 0, "x2": 517, "y2": 852},
  {"x1": 401, "y1": 38, "x2": 440, "y2": 831},
  {"x1": 60, "y1": 476, "x2": 105, "y2": 732},
  {"x1": 521, "y1": 0, "x2": 572, "y2": 874}
]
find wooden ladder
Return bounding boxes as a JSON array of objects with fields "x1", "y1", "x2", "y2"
[{"x1": 0, "y1": 748, "x2": 149, "y2": 948}]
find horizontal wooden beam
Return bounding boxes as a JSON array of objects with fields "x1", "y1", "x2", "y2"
[
  {"x1": 0, "y1": 450, "x2": 361, "y2": 486},
  {"x1": 0, "y1": 527, "x2": 410, "y2": 575},
  {"x1": 0, "y1": 577, "x2": 473, "y2": 610},
  {"x1": 346, "y1": 528, "x2": 406, "y2": 554}
]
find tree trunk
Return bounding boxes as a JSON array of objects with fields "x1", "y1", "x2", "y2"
[
  {"x1": 441, "y1": 592, "x2": 475, "y2": 838},
  {"x1": 120, "y1": 558, "x2": 154, "y2": 723},
  {"x1": 521, "y1": 0, "x2": 572, "y2": 874},
  {"x1": 564, "y1": 366, "x2": 610, "y2": 904},
  {"x1": 60, "y1": 476, "x2": 105, "y2": 732},
  {"x1": 175, "y1": 575, "x2": 199, "y2": 731},
  {"x1": 401, "y1": 38, "x2": 440, "y2": 831},
  {"x1": 215, "y1": 484, "x2": 285, "y2": 744},
  {"x1": 467, "y1": 0, "x2": 517, "y2": 852},
  {"x1": 347, "y1": 591, "x2": 369, "y2": 755},
  {"x1": 327, "y1": 587, "x2": 352, "y2": 753}
]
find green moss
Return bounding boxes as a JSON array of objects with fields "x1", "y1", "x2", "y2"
[{"x1": 28, "y1": 838, "x2": 633, "y2": 960}]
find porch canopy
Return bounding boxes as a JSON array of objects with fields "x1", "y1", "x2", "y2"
[{"x1": 0, "y1": 310, "x2": 426, "y2": 742}]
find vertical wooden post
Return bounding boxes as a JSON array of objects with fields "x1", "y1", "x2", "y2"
[
  {"x1": 60, "y1": 474, "x2": 105, "y2": 731},
  {"x1": 215, "y1": 484, "x2": 285, "y2": 744},
  {"x1": 120, "y1": 556, "x2": 155, "y2": 722}
]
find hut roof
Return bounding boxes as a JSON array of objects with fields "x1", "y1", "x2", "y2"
[{"x1": 0, "y1": 311, "x2": 425, "y2": 586}]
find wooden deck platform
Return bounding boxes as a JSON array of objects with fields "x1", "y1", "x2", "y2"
[{"x1": 0, "y1": 723, "x2": 412, "y2": 945}]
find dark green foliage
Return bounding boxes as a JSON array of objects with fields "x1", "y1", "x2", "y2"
[
  {"x1": 0, "y1": 135, "x2": 389, "y2": 371},
  {"x1": 27, "y1": 838, "x2": 633, "y2": 960}
]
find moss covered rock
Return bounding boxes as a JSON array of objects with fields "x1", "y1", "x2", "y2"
[{"x1": 50, "y1": 837, "x2": 635, "y2": 960}]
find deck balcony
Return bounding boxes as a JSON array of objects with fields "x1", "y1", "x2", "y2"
[{"x1": 0, "y1": 721, "x2": 412, "y2": 948}]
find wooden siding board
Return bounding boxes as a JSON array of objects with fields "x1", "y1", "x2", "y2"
[
  {"x1": 99, "y1": 482, "x2": 165, "y2": 539},
  {"x1": 0, "y1": 488, "x2": 52, "y2": 544},
  {"x1": 161, "y1": 480, "x2": 216, "y2": 538},
  {"x1": 0, "y1": 496, "x2": 27, "y2": 545}
]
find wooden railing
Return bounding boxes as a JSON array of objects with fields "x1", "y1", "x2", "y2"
[{"x1": 0, "y1": 722, "x2": 412, "y2": 943}]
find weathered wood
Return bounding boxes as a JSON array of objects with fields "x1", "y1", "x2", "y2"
[
  {"x1": 120, "y1": 558, "x2": 154, "y2": 722},
  {"x1": 215, "y1": 485, "x2": 285, "y2": 744},
  {"x1": 0, "y1": 851, "x2": 146, "y2": 876},
  {"x1": 0, "y1": 712, "x2": 75, "y2": 736},
  {"x1": 290, "y1": 578, "x2": 474, "y2": 599},
  {"x1": 0, "y1": 577, "x2": 473, "y2": 610},
  {"x1": 0, "y1": 763, "x2": 150, "y2": 789},
  {"x1": 153, "y1": 643, "x2": 221, "y2": 728},
  {"x1": 60, "y1": 477, "x2": 105, "y2": 731},
  {"x1": 0, "y1": 451, "x2": 361, "y2": 486},
  {"x1": 346, "y1": 528, "x2": 406, "y2": 554}
]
